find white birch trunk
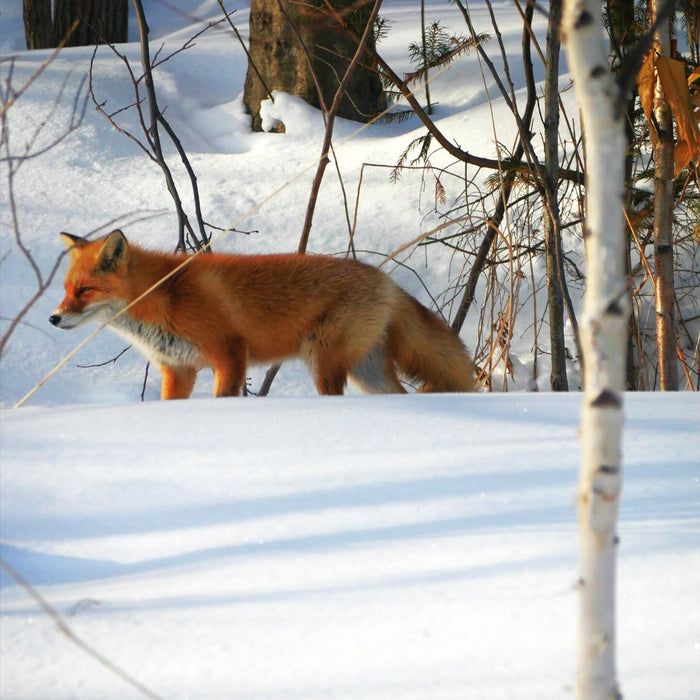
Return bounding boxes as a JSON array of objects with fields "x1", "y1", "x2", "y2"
[{"x1": 561, "y1": 2, "x2": 628, "y2": 698}]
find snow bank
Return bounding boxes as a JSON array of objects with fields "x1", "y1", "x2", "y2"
[{"x1": 1, "y1": 393, "x2": 698, "y2": 699}]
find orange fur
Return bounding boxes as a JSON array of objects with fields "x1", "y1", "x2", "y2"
[{"x1": 51, "y1": 230, "x2": 475, "y2": 398}]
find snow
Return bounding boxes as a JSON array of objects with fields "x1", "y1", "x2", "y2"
[
  {"x1": 1, "y1": 1, "x2": 699, "y2": 698},
  {"x1": 2, "y1": 394, "x2": 699, "y2": 699}
]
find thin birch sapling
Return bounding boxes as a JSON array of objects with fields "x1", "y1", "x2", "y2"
[{"x1": 561, "y1": 0, "x2": 628, "y2": 697}]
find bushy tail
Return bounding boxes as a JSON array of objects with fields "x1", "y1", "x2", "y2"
[{"x1": 388, "y1": 291, "x2": 475, "y2": 392}]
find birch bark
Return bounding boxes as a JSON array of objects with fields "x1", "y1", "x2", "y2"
[{"x1": 560, "y1": 1, "x2": 628, "y2": 697}]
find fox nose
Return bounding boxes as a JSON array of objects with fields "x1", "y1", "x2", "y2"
[{"x1": 49, "y1": 314, "x2": 61, "y2": 326}]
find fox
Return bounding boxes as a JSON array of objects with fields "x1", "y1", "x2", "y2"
[{"x1": 50, "y1": 230, "x2": 475, "y2": 399}]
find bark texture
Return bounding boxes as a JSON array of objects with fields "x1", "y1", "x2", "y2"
[
  {"x1": 651, "y1": 1, "x2": 679, "y2": 390},
  {"x1": 544, "y1": 0, "x2": 569, "y2": 391},
  {"x1": 244, "y1": 0, "x2": 385, "y2": 131},
  {"x1": 23, "y1": 0, "x2": 128, "y2": 49},
  {"x1": 56, "y1": 0, "x2": 127, "y2": 46},
  {"x1": 561, "y1": 0, "x2": 628, "y2": 697},
  {"x1": 23, "y1": 0, "x2": 54, "y2": 49}
]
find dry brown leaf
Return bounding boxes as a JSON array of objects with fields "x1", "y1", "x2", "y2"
[
  {"x1": 637, "y1": 50, "x2": 657, "y2": 146},
  {"x1": 636, "y1": 55, "x2": 700, "y2": 176},
  {"x1": 657, "y1": 56, "x2": 700, "y2": 176},
  {"x1": 690, "y1": 69, "x2": 700, "y2": 118}
]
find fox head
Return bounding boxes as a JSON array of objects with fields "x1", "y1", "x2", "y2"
[{"x1": 50, "y1": 230, "x2": 130, "y2": 330}]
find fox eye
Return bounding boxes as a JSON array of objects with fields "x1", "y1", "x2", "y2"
[{"x1": 77, "y1": 286, "x2": 93, "y2": 297}]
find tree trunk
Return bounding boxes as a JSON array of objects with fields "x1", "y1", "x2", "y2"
[
  {"x1": 24, "y1": 0, "x2": 128, "y2": 49},
  {"x1": 651, "y1": 1, "x2": 679, "y2": 390},
  {"x1": 23, "y1": 0, "x2": 54, "y2": 49},
  {"x1": 606, "y1": 0, "x2": 638, "y2": 391},
  {"x1": 55, "y1": 0, "x2": 128, "y2": 46},
  {"x1": 561, "y1": 0, "x2": 628, "y2": 697},
  {"x1": 244, "y1": 0, "x2": 385, "y2": 131},
  {"x1": 544, "y1": 0, "x2": 568, "y2": 391}
]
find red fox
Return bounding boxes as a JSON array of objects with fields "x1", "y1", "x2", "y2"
[{"x1": 50, "y1": 230, "x2": 475, "y2": 399}]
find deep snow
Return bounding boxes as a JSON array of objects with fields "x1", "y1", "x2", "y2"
[
  {"x1": 1, "y1": 1, "x2": 699, "y2": 698},
  {"x1": 1, "y1": 394, "x2": 699, "y2": 699}
]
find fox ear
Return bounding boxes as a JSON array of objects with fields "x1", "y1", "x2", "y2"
[
  {"x1": 97, "y1": 229, "x2": 129, "y2": 272},
  {"x1": 60, "y1": 232, "x2": 88, "y2": 258}
]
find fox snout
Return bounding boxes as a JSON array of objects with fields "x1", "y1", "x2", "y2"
[
  {"x1": 49, "y1": 300, "x2": 117, "y2": 330},
  {"x1": 49, "y1": 312, "x2": 71, "y2": 329},
  {"x1": 49, "y1": 313, "x2": 67, "y2": 328},
  {"x1": 49, "y1": 307, "x2": 88, "y2": 330}
]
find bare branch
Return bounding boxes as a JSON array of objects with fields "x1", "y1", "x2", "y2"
[
  {"x1": 0, "y1": 557, "x2": 164, "y2": 700},
  {"x1": 216, "y1": 0, "x2": 274, "y2": 102}
]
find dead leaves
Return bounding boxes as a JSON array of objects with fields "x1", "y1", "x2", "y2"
[{"x1": 637, "y1": 52, "x2": 700, "y2": 177}]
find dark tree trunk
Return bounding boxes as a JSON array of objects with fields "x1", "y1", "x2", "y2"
[
  {"x1": 651, "y1": 1, "x2": 679, "y2": 390},
  {"x1": 23, "y1": 0, "x2": 54, "y2": 49},
  {"x1": 24, "y1": 0, "x2": 128, "y2": 49},
  {"x1": 244, "y1": 0, "x2": 385, "y2": 131},
  {"x1": 607, "y1": 0, "x2": 640, "y2": 390},
  {"x1": 543, "y1": 0, "x2": 568, "y2": 391},
  {"x1": 55, "y1": 0, "x2": 128, "y2": 46}
]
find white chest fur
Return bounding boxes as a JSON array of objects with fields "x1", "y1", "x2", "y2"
[{"x1": 109, "y1": 313, "x2": 204, "y2": 368}]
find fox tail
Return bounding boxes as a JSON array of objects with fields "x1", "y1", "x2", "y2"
[{"x1": 387, "y1": 291, "x2": 475, "y2": 392}]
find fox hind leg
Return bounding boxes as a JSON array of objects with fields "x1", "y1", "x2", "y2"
[
  {"x1": 211, "y1": 336, "x2": 248, "y2": 397},
  {"x1": 301, "y1": 328, "x2": 348, "y2": 395},
  {"x1": 307, "y1": 344, "x2": 347, "y2": 395},
  {"x1": 303, "y1": 309, "x2": 399, "y2": 396},
  {"x1": 314, "y1": 363, "x2": 348, "y2": 395}
]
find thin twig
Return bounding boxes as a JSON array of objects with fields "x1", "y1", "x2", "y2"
[
  {"x1": 217, "y1": 0, "x2": 274, "y2": 102},
  {"x1": 132, "y1": 0, "x2": 201, "y2": 251},
  {"x1": 77, "y1": 346, "x2": 131, "y2": 368},
  {"x1": 0, "y1": 557, "x2": 164, "y2": 700},
  {"x1": 297, "y1": 0, "x2": 383, "y2": 253},
  {"x1": 0, "y1": 18, "x2": 81, "y2": 117}
]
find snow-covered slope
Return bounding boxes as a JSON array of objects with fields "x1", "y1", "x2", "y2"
[{"x1": 1, "y1": 393, "x2": 698, "y2": 699}]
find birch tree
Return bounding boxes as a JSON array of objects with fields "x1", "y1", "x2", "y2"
[{"x1": 560, "y1": 1, "x2": 628, "y2": 697}]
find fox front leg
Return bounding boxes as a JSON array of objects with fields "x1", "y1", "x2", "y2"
[{"x1": 160, "y1": 365, "x2": 197, "y2": 400}]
